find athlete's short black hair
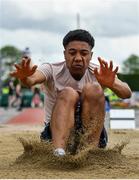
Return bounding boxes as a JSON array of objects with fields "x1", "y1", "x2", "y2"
[{"x1": 63, "y1": 29, "x2": 95, "y2": 49}]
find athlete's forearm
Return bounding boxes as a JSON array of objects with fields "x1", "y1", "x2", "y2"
[
  {"x1": 110, "y1": 78, "x2": 132, "y2": 99},
  {"x1": 20, "y1": 70, "x2": 46, "y2": 88}
]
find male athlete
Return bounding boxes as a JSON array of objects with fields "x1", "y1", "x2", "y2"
[{"x1": 10, "y1": 29, "x2": 131, "y2": 156}]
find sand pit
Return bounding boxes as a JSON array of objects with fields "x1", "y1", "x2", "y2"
[{"x1": 0, "y1": 124, "x2": 139, "y2": 179}]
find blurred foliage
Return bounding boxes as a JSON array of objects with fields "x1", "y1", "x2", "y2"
[
  {"x1": 118, "y1": 73, "x2": 139, "y2": 91},
  {"x1": 119, "y1": 54, "x2": 139, "y2": 91},
  {"x1": 0, "y1": 45, "x2": 22, "y2": 65},
  {"x1": 0, "y1": 45, "x2": 22, "y2": 83},
  {"x1": 122, "y1": 54, "x2": 139, "y2": 74}
]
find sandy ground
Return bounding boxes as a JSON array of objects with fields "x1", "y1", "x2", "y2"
[{"x1": 0, "y1": 124, "x2": 139, "y2": 179}]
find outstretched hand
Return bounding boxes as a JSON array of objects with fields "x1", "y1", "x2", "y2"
[
  {"x1": 94, "y1": 57, "x2": 118, "y2": 88},
  {"x1": 10, "y1": 56, "x2": 38, "y2": 80}
]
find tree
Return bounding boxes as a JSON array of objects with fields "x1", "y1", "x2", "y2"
[
  {"x1": 0, "y1": 45, "x2": 22, "y2": 65},
  {"x1": 0, "y1": 45, "x2": 22, "y2": 82},
  {"x1": 122, "y1": 54, "x2": 139, "y2": 74}
]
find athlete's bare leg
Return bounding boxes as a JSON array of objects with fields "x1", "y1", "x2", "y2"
[
  {"x1": 51, "y1": 87, "x2": 79, "y2": 149},
  {"x1": 81, "y1": 83, "x2": 105, "y2": 147}
]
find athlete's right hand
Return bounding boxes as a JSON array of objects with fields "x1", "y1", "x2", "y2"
[{"x1": 10, "y1": 56, "x2": 38, "y2": 80}]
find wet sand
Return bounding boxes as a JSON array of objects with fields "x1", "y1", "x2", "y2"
[{"x1": 0, "y1": 124, "x2": 139, "y2": 179}]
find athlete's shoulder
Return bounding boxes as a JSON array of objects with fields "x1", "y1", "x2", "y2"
[
  {"x1": 51, "y1": 61, "x2": 66, "y2": 66},
  {"x1": 88, "y1": 62, "x2": 99, "y2": 73}
]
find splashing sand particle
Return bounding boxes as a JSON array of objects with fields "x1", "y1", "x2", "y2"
[{"x1": 16, "y1": 136, "x2": 128, "y2": 170}]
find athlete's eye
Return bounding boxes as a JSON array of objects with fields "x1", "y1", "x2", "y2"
[
  {"x1": 80, "y1": 51, "x2": 89, "y2": 56},
  {"x1": 69, "y1": 51, "x2": 76, "y2": 56}
]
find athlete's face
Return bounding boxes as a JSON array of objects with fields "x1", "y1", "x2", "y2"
[{"x1": 64, "y1": 41, "x2": 93, "y2": 80}]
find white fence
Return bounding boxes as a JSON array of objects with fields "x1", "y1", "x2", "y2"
[{"x1": 106, "y1": 109, "x2": 135, "y2": 129}]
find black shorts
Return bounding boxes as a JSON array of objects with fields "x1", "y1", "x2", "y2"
[{"x1": 40, "y1": 100, "x2": 108, "y2": 148}]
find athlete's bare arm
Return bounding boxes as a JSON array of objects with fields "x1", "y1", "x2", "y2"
[
  {"x1": 94, "y1": 57, "x2": 132, "y2": 99},
  {"x1": 10, "y1": 57, "x2": 46, "y2": 87}
]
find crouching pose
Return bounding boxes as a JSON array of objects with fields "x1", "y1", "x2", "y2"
[{"x1": 10, "y1": 29, "x2": 131, "y2": 156}]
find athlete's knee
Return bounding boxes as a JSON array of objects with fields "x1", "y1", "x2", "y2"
[
  {"x1": 57, "y1": 87, "x2": 79, "y2": 104},
  {"x1": 82, "y1": 83, "x2": 104, "y2": 102}
]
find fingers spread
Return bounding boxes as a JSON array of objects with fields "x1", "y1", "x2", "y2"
[
  {"x1": 26, "y1": 58, "x2": 31, "y2": 67},
  {"x1": 113, "y1": 66, "x2": 119, "y2": 73},
  {"x1": 9, "y1": 71, "x2": 17, "y2": 77},
  {"x1": 98, "y1": 57, "x2": 103, "y2": 65},
  {"x1": 98, "y1": 58, "x2": 117, "y2": 73},
  {"x1": 21, "y1": 59, "x2": 26, "y2": 67},
  {"x1": 100, "y1": 60, "x2": 108, "y2": 69},
  {"x1": 98, "y1": 57, "x2": 108, "y2": 69},
  {"x1": 14, "y1": 64, "x2": 21, "y2": 70},
  {"x1": 31, "y1": 65, "x2": 38, "y2": 72},
  {"x1": 98, "y1": 57, "x2": 102, "y2": 61},
  {"x1": 98, "y1": 57, "x2": 105, "y2": 69},
  {"x1": 21, "y1": 57, "x2": 31, "y2": 68},
  {"x1": 109, "y1": 61, "x2": 113, "y2": 70}
]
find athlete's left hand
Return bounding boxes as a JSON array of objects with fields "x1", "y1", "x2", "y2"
[{"x1": 94, "y1": 57, "x2": 119, "y2": 88}]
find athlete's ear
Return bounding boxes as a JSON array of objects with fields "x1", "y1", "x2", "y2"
[
  {"x1": 91, "y1": 51, "x2": 93, "y2": 58},
  {"x1": 63, "y1": 50, "x2": 66, "y2": 59}
]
